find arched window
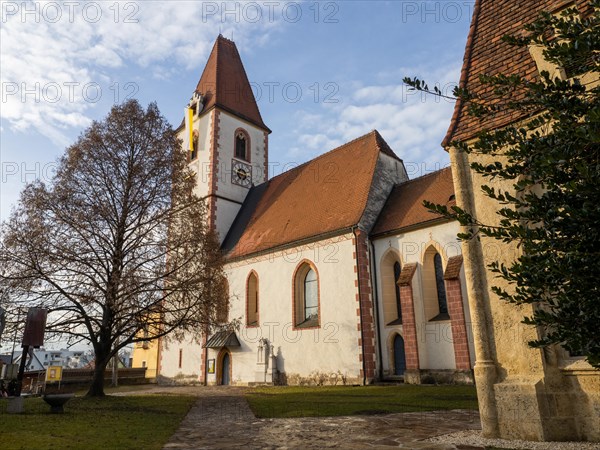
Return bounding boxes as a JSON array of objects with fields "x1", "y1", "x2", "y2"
[
  {"x1": 235, "y1": 129, "x2": 249, "y2": 161},
  {"x1": 381, "y1": 252, "x2": 402, "y2": 325},
  {"x1": 423, "y1": 246, "x2": 449, "y2": 321},
  {"x1": 304, "y1": 269, "x2": 318, "y2": 321},
  {"x1": 293, "y1": 262, "x2": 319, "y2": 328},
  {"x1": 246, "y1": 271, "x2": 259, "y2": 327},
  {"x1": 434, "y1": 253, "x2": 448, "y2": 315}
]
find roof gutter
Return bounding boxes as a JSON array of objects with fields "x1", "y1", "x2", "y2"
[
  {"x1": 224, "y1": 226, "x2": 356, "y2": 264},
  {"x1": 370, "y1": 216, "x2": 453, "y2": 240}
]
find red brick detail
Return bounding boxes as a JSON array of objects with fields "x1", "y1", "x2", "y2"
[
  {"x1": 446, "y1": 278, "x2": 471, "y2": 370},
  {"x1": 354, "y1": 229, "x2": 376, "y2": 381},
  {"x1": 399, "y1": 283, "x2": 420, "y2": 370},
  {"x1": 199, "y1": 331, "x2": 208, "y2": 384},
  {"x1": 208, "y1": 109, "x2": 221, "y2": 232},
  {"x1": 444, "y1": 255, "x2": 463, "y2": 280}
]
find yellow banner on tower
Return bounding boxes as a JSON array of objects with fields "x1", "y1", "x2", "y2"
[{"x1": 184, "y1": 107, "x2": 194, "y2": 152}]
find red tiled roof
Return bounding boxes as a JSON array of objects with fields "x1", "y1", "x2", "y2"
[
  {"x1": 443, "y1": 0, "x2": 593, "y2": 147},
  {"x1": 371, "y1": 167, "x2": 455, "y2": 236},
  {"x1": 224, "y1": 131, "x2": 399, "y2": 258},
  {"x1": 195, "y1": 35, "x2": 270, "y2": 132}
]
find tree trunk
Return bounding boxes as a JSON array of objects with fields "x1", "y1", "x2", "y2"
[
  {"x1": 111, "y1": 354, "x2": 118, "y2": 387},
  {"x1": 86, "y1": 348, "x2": 110, "y2": 397}
]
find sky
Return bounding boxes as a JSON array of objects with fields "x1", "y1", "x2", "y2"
[{"x1": 0, "y1": 0, "x2": 474, "y2": 223}]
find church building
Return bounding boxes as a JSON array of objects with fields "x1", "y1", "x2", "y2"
[{"x1": 154, "y1": 35, "x2": 475, "y2": 386}]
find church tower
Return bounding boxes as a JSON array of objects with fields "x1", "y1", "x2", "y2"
[{"x1": 178, "y1": 35, "x2": 270, "y2": 242}]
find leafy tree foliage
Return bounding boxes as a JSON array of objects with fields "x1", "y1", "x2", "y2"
[
  {"x1": 0, "y1": 100, "x2": 228, "y2": 395},
  {"x1": 405, "y1": 2, "x2": 600, "y2": 367}
]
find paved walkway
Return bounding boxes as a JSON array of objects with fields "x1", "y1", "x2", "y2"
[{"x1": 132, "y1": 386, "x2": 482, "y2": 450}]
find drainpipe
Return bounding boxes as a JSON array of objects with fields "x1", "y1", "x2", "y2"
[
  {"x1": 369, "y1": 240, "x2": 384, "y2": 381},
  {"x1": 353, "y1": 227, "x2": 367, "y2": 386}
]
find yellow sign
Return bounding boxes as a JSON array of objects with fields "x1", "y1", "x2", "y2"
[{"x1": 45, "y1": 365, "x2": 63, "y2": 382}]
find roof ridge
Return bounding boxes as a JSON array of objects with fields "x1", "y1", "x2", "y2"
[
  {"x1": 263, "y1": 130, "x2": 383, "y2": 185},
  {"x1": 192, "y1": 35, "x2": 270, "y2": 132},
  {"x1": 372, "y1": 129, "x2": 402, "y2": 161},
  {"x1": 398, "y1": 166, "x2": 452, "y2": 186},
  {"x1": 193, "y1": 38, "x2": 219, "y2": 97},
  {"x1": 225, "y1": 38, "x2": 269, "y2": 129}
]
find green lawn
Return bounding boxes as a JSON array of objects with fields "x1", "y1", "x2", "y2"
[
  {"x1": 245, "y1": 385, "x2": 478, "y2": 418},
  {"x1": 0, "y1": 395, "x2": 195, "y2": 450}
]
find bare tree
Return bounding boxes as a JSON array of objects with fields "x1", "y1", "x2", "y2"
[{"x1": 0, "y1": 100, "x2": 227, "y2": 396}]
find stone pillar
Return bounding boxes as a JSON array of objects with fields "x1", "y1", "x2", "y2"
[
  {"x1": 397, "y1": 263, "x2": 420, "y2": 383},
  {"x1": 449, "y1": 146, "x2": 499, "y2": 437},
  {"x1": 443, "y1": 256, "x2": 472, "y2": 371}
]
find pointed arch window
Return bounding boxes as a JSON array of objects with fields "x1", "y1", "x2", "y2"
[
  {"x1": 434, "y1": 253, "x2": 448, "y2": 315},
  {"x1": 246, "y1": 272, "x2": 259, "y2": 327},
  {"x1": 235, "y1": 129, "x2": 250, "y2": 161},
  {"x1": 423, "y1": 247, "x2": 449, "y2": 321},
  {"x1": 382, "y1": 252, "x2": 402, "y2": 326}
]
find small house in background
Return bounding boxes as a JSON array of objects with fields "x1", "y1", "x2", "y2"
[{"x1": 4, "y1": 348, "x2": 88, "y2": 372}]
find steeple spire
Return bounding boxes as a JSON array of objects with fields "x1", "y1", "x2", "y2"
[{"x1": 195, "y1": 35, "x2": 270, "y2": 133}]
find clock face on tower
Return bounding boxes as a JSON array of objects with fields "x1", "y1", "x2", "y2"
[{"x1": 231, "y1": 159, "x2": 252, "y2": 188}]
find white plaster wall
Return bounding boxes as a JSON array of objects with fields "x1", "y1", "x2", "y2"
[
  {"x1": 216, "y1": 111, "x2": 267, "y2": 197},
  {"x1": 222, "y1": 234, "x2": 362, "y2": 384},
  {"x1": 214, "y1": 198, "x2": 244, "y2": 243},
  {"x1": 212, "y1": 111, "x2": 267, "y2": 243},
  {"x1": 179, "y1": 110, "x2": 214, "y2": 199},
  {"x1": 372, "y1": 220, "x2": 470, "y2": 373},
  {"x1": 159, "y1": 333, "x2": 204, "y2": 381}
]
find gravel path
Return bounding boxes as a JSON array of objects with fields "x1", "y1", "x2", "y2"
[{"x1": 427, "y1": 430, "x2": 600, "y2": 449}]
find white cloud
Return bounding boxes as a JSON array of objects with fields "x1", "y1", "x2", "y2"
[
  {"x1": 0, "y1": 1, "x2": 281, "y2": 145},
  {"x1": 285, "y1": 63, "x2": 461, "y2": 177}
]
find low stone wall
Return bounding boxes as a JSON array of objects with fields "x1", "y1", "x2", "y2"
[
  {"x1": 19, "y1": 367, "x2": 149, "y2": 393},
  {"x1": 404, "y1": 369, "x2": 474, "y2": 385}
]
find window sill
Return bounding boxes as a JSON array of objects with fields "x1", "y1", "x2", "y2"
[
  {"x1": 429, "y1": 313, "x2": 450, "y2": 322},
  {"x1": 295, "y1": 318, "x2": 319, "y2": 329}
]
